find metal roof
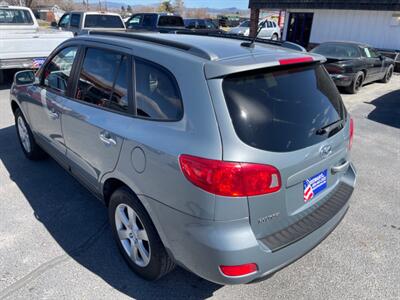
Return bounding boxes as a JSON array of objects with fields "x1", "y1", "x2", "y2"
[{"x1": 249, "y1": 0, "x2": 400, "y2": 11}]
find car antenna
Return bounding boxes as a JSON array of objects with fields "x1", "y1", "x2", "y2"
[{"x1": 241, "y1": 20, "x2": 266, "y2": 48}]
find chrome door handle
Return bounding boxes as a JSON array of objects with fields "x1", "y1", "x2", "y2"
[
  {"x1": 99, "y1": 132, "x2": 116, "y2": 146},
  {"x1": 331, "y1": 161, "x2": 350, "y2": 174}
]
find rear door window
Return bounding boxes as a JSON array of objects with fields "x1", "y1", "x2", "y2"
[
  {"x1": 0, "y1": 9, "x2": 33, "y2": 24},
  {"x1": 70, "y1": 13, "x2": 81, "y2": 28},
  {"x1": 135, "y1": 59, "x2": 183, "y2": 120},
  {"x1": 158, "y1": 16, "x2": 184, "y2": 27},
  {"x1": 222, "y1": 64, "x2": 346, "y2": 152},
  {"x1": 84, "y1": 15, "x2": 124, "y2": 28},
  {"x1": 76, "y1": 48, "x2": 129, "y2": 113}
]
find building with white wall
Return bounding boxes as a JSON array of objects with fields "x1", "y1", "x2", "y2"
[{"x1": 249, "y1": 0, "x2": 400, "y2": 51}]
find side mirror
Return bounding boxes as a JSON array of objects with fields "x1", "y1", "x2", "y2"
[
  {"x1": 14, "y1": 70, "x2": 36, "y2": 86},
  {"x1": 50, "y1": 21, "x2": 58, "y2": 27},
  {"x1": 379, "y1": 54, "x2": 386, "y2": 60}
]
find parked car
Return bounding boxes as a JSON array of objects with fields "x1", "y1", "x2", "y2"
[
  {"x1": 311, "y1": 41, "x2": 395, "y2": 94},
  {"x1": 183, "y1": 18, "x2": 224, "y2": 33},
  {"x1": 10, "y1": 32, "x2": 356, "y2": 285},
  {"x1": 217, "y1": 15, "x2": 241, "y2": 27},
  {"x1": 125, "y1": 13, "x2": 185, "y2": 32},
  {"x1": 228, "y1": 19, "x2": 280, "y2": 40},
  {"x1": 0, "y1": 5, "x2": 73, "y2": 84},
  {"x1": 53, "y1": 11, "x2": 126, "y2": 36}
]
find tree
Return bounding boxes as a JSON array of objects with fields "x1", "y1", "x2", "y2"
[
  {"x1": 174, "y1": 0, "x2": 184, "y2": 16},
  {"x1": 127, "y1": 5, "x2": 132, "y2": 13},
  {"x1": 158, "y1": 0, "x2": 174, "y2": 13},
  {"x1": 121, "y1": 5, "x2": 125, "y2": 12}
]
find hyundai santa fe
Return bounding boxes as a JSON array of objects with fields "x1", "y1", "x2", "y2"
[{"x1": 10, "y1": 32, "x2": 356, "y2": 285}]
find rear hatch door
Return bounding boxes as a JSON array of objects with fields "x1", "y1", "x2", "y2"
[{"x1": 219, "y1": 63, "x2": 351, "y2": 247}]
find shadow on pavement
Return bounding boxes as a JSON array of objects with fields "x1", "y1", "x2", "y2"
[
  {"x1": 367, "y1": 89, "x2": 400, "y2": 129},
  {"x1": 0, "y1": 125, "x2": 221, "y2": 299}
]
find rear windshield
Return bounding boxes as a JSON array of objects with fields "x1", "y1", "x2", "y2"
[
  {"x1": 222, "y1": 64, "x2": 346, "y2": 152},
  {"x1": 158, "y1": 16, "x2": 184, "y2": 27},
  {"x1": 0, "y1": 9, "x2": 33, "y2": 24},
  {"x1": 311, "y1": 43, "x2": 361, "y2": 58},
  {"x1": 84, "y1": 15, "x2": 124, "y2": 28}
]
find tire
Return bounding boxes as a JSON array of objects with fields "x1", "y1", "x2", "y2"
[
  {"x1": 15, "y1": 108, "x2": 47, "y2": 160},
  {"x1": 271, "y1": 33, "x2": 278, "y2": 41},
  {"x1": 345, "y1": 71, "x2": 364, "y2": 94},
  {"x1": 380, "y1": 65, "x2": 394, "y2": 83},
  {"x1": 109, "y1": 187, "x2": 175, "y2": 281}
]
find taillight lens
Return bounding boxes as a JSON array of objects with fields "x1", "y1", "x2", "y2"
[
  {"x1": 220, "y1": 263, "x2": 258, "y2": 277},
  {"x1": 279, "y1": 56, "x2": 313, "y2": 65},
  {"x1": 179, "y1": 154, "x2": 281, "y2": 197},
  {"x1": 349, "y1": 117, "x2": 354, "y2": 150}
]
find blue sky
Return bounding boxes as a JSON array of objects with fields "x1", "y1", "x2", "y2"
[{"x1": 107, "y1": 0, "x2": 249, "y2": 9}]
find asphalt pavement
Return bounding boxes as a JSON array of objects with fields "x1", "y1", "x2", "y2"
[{"x1": 0, "y1": 73, "x2": 399, "y2": 299}]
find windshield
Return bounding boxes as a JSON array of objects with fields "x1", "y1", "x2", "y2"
[
  {"x1": 158, "y1": 16, "x2": 184, "y2": 27},
  {"x1": 0, "y1": 9, "x2": 33, "y2": 24},
  {"x1": 222, "y1": 64, "x2": 346, "y2": 152},
  {"x1": 311, "y1": 43, "x2": 361, "y2": 59},
  {"x1": 84, "y1": 15, "x2": 124, "y2": 28},
  {"x1": 239, "y1": 21, "x2": 250, "y2": 27}
]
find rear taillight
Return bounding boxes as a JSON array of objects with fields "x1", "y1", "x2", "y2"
[
  {"x1": 220, "y1": 263, "x2": 258, "y2": 277},
  {"x1": 326, "y1": 64, "x2": 345, "y2": 74},
  {"x1": 349, "y1": 117, "x2": 354, "y2": 150},
  {"x1": 179, "y1": 154, "x2": 281, "y2": 197}
]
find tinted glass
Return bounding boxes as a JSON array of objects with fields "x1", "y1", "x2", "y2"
[
  {"x1": 367, "y1": 48, "x2": 380, "y2": 58},
  {"x1": 142, "y1": 14, "x2": 156, "y2": 27},
  {"x1": 109, "y1": 56, "x2": 129, "y2": 112},
  {"x1": 205, "y1": 20, "x2": 217, "y2": 29},
  {"x1": 59, "y1": 14, "x2": 70, "y2": 27},
  {"x1": 76, "y1": 48, "x2": 128, "y2": 112},
  {"x1": 0, "y1": 9, "x2": 33, "y2": 24},
  {"x1": 70, "y1": 14, "x2": 81, "y2": 28},
  {"x1": 84, "y1": 15, "x2": 124, "y2": 28},
  {"x1": 128, "y1": 14, "x2": 142, "y2": 26},
  {"x1": 223, "y1": 65, "x2": 345, "y2": 152},
  {"x1": 158, "y1": 16, "x2": 184, "y2": 27},
  {"x1": 135, "y1": 60, "x2": 183, "y2": 120},
  {"x1": 312, "y1": 43, "x2": 360, "y2": 58},
  {"x1": 240, "y1": 21, "x2": 250, "y2": 27},
  {"x1": 43, "y1": 47, "x2": 78, "y2": 94}
]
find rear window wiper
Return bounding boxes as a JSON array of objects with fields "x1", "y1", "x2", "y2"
[{"x1": 316, "y1": 119, "x2": 344, "y2": 136}]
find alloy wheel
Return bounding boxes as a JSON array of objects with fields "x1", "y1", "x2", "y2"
[
  {"x1": 115, "y1": 203, "x2": 151, "y2": 267},
  {"x1": 17, "y1": 116, "x2": 31, "y2": 153}
]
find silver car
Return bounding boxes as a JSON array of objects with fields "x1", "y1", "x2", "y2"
[{"x1": 10, "y1": 32, "x2": 356, "y2": 285}]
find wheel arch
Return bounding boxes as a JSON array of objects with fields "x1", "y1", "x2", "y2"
[{"x1": 101, "y1": 174, "x2": 173, "y2": 255}]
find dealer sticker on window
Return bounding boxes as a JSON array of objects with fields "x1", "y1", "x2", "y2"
[{"x1": 303, "y1": 170, "x2": 328, "y2": 202}]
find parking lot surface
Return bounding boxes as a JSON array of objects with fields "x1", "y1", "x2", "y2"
[{"x1": 0, "y1": 74, "x2": 399, "y2": 300}]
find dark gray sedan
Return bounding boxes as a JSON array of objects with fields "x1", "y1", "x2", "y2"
[{"x1": 311, "y1": 41, "x2": 395, "y2": 93}]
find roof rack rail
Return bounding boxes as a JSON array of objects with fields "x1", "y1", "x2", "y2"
[
  {"x1": 173, "y1": 30, "x2": 307, "y2": 52},
  {"x1": 88, "y1": 31, "x2": 217, "y2": 60}
]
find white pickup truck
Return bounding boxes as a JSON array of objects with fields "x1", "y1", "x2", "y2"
[{"x1": 0, "y1": 5, "x2": 73, "y2": 84}]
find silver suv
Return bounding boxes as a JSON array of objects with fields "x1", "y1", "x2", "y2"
[{"x1": 10, "y1": 32, "x2": 356, "y2": 285}]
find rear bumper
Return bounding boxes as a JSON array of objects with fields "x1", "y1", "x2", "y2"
[
  {"x1": 143, "y1": 163, "x2": 356, "y2": 285},
  {"x1": 330, "y1": 73, "x2": 355, "y2": 87}
]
